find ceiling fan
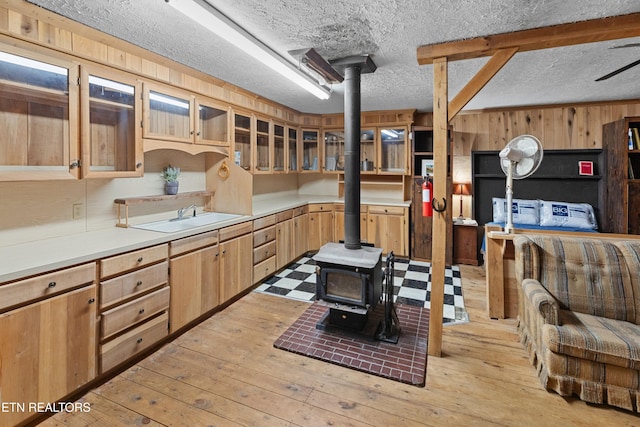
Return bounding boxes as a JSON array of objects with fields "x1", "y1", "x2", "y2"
[
  {"x1": 499, "y1": 135, "x2": 544, "y2": 234},
  {"x1": 595, "y1": 43, "x2": 640, "y2": 81}
]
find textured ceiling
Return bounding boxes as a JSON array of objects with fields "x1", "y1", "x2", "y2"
[{"x1": 26, "y1": 0, "x2": 640, "y2": 114}]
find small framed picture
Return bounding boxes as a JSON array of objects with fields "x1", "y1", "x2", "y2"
[
  {"x1": 421, "y1": 159, "x2": 434, "y2": 177},
  {"x1": 578, "y1": 161, "x2": 594, "y2": 176}
]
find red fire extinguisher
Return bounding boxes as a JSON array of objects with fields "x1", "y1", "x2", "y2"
[{"x1": 422, "y1": 176, "x2": 433, "y2": 217}]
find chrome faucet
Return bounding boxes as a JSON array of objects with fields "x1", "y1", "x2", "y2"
[{"x1": 176, "y1": 204, "x2": 197, "y2": 220}]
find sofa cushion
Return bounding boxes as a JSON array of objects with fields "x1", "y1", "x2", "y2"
[
  {"x1": 527, "y1": 236, "x2": 636, "y2": 322},
  {"x1": 543, "y1": 310, "x2": 640, "y2": 371},
  {"x1": 613, "y1": 240, "x2": 640, "y2": 326}
]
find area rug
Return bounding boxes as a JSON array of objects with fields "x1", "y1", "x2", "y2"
[
  {"x1": 273, "y1": 302, "x2": 429, "y2": 386},
  {"x1": 256, "y1": 255, "x2": 468, "y2": 325}
]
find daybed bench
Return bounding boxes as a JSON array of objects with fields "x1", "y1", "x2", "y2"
[{"x1": 514, "y1": 234, "x2": 640, "y2": 412}]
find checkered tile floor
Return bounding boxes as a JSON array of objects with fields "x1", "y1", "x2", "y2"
[{"x1": 254, "y1": 254, "x2": 469, "y2": 325}]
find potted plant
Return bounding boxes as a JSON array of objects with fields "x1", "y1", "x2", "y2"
[{"x1": 161, "y1": 165, "x2": 180, "y2": 195}]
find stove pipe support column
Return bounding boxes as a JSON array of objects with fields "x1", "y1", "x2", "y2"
[{"x1": 344, "y1": 64, "x2": 362, "y2": 250}]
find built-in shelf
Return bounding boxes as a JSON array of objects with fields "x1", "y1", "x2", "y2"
[{"x1": 114, "y1": 190, "x2": 214, "y2": 227}]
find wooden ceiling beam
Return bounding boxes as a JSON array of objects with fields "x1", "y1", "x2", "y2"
[
  {"x1": 448, "y1": 47, "x2": 518, "y2": 120},
  {"x1": 417, "y1": 12, "x2": 640, "y2": 65}
]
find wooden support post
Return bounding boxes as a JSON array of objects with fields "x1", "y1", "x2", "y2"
[{"x1": 428, "y1": 57, "x2": 449, "y2": 357}]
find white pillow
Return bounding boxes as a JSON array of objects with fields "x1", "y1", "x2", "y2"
[
  {"x1": 492, "y1": 198, "x2": 539, "y2": 225},
  {"x1": 539, "y1": 200, "x2": 598, "y2": 229}
]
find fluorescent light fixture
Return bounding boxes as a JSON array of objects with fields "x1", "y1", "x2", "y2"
[
  {"x1": 89, "y1": 76, "x2": 134, "y2": 94},
  {"x1": 166, "y1": 0, "x2": 331, "y2": 100},
  {"x1": 0, "y1": 51, "x2": 66, "y2": 75},
  {"x1": 381, "y1": 129, "x2": 399, "y2": 138},
  {"x1": 150, "y1": 91, "x2": 190, "y2": 109}
]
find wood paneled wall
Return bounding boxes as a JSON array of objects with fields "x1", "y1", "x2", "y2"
[{"x1": 416, "y1": 102, "x2": 640, "y2": 156}]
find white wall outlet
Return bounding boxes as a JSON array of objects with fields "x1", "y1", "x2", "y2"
[{"x1": 72, "y1": 203, "x2": 84, "y2": 219}]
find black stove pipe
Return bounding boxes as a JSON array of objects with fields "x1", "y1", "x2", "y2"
[{"x1": 344, "y1": 64, "x2": 362, "y2": 250}]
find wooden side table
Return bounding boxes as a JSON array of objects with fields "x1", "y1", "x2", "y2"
[{"x1": 453, "y1": 222, "x2": 479, "y2": 266}]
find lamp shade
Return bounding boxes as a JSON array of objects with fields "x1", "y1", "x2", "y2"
[{"x1": 453, "y1": 183, "x2": 471, "y2": 196}]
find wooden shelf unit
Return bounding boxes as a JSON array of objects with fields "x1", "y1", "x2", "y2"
[
  {"x1": 337, "y1": 173, "x2": 412, "y2": 201},
  {"x1": 114, "y1": 191, "x2": 214, "y2": 228}
]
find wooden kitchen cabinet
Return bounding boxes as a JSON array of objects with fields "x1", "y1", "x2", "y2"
[
  {"x1": 80, "y1": 65, "x2": 143, "y2": 178},
  {"x1": 219, "y1": 222, "x2": 253, "y2": 303},
  {"x1": 334, "y1": 203, "x2": 368, "y2": 243},
  {"x1": 308, "y1": 203, "x2": 334, "y2": 250},
  {"x1": 0, "y1": 265, "x2": 96, "y2": 427},
  {"x1": 143, "y1": 82, "x2": 228, "y2": 147},
  {"x1": 98, "y1": 244, "x2": 169, "y2": 373},
  {"x1": 0, "y1": 43, "x2": 80, "y2": 181},
  {"x1": 276, "y1": 210, "x2": 294, "y2": 269},
  {"x1": 273, "y1": 122, "x2": 286, "y2": 172},
  {"x1": 253, "y1": 215, "x2": 277, "y2": 284},
  {"x1": 292, "y1": 206, "x2": 309, "y2": 258},
  {"x1": 169, "y1": 230, "x2": 219, "y2": 333},
  {"x1": 288, "y1": 127, "x2": 299, "y2": 172},
  {"x1": 301, "y1": 129, "x2": 321, "y2": 171},
  {"x1": 255, "y1": 116, "x2": 271, "y2": 173},
  {"x1": 367, "y1": 205, "x2": 409, "y2": 256}
]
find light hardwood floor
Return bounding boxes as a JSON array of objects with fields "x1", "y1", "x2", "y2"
[{"x1": 41, "y1": 264, "x2": 639, "y2": 426}]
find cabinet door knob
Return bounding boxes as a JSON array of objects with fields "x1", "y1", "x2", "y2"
[
  {"x1": 48, "y1": 281, "x2": 56, "y2": 288},
  {"x1": 136, "y1": 338, "x2": 143, "y2": 344},
  {"x1": 136, "y1": 162, "x2": 142, "y2": 168},
  {"x1": 222, "y1": 250, "x2": 227, "y2": 254},
  {"x1": 139, "y1": 308, "x2": 145, "y2": 315},
  {"x1": 137, "y1": 257, "x2": 143, "y2": 263},
  {"x1": 88, "y1": 298, "x2": 95, "y2": 304},
  {"x1": 136, "y1": 280, "x2": 143, "y2": 287}
]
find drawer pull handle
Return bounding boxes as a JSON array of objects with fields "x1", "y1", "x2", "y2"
[
  {"x1": 137, "y1": 338, "x2": 143, "y2": 344},
  {"x1": 88, "y1": 298, "x2": 95, "y2": 304},
  {"x1": 139, "y1": 308, "x2": 145, "y2": 314},
  {"x1": 48, "y1": 281, "x2": 56, "y2": 288},
  {"x1": 137, "y1": 257, "x2": 144, "y2": 263},
  {"x1": 136, "y1": 280, "x2": 143, "y2": 287}
]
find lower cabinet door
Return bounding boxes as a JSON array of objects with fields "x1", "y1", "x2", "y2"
[{"x1": 0, "y1": 285, "x2": 97, "y2": 427}]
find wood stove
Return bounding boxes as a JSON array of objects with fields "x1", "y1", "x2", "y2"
[{"x1": 314, "y1": 242, "x2": 382, "y2": 331}]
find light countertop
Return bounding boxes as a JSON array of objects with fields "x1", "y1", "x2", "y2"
[{"x1": 1, "y1": 195, "x2": 410, "y2": 283}]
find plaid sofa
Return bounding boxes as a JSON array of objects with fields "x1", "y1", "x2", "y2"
[{"x1": 514, "y1": 234, "x2": 640, "y2": 412}]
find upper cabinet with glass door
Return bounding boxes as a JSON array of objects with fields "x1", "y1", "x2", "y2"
[
  {"x1": 0, "y1": 45, "x2": 79, "y2": 181},
  {"x1": 142, "y1": 82, "x2": 228, "y2": 148},
  {"x1": 301, "y1": 129, "x2": 320, "y2": 172},
  {"x1": 81, "y1": 66, "x2": 142, "y2": 178},
  {"x1": 273, "y1": 122, "x2": 285, "y2": 172},
  {"x1": 255, "y1": 117, "x2": 271, "y2": 173},
  {"x1": 360, "y1": 129, "x2": 376, "y2": 174},
  {"x1": 323, "y1": 130, "x2": 344, "y2": 173},
  {"x1": 287, "y1": 127, "x2": 299, "y2": 173},
  {"x1": 232, "y1": 112, "x2": 252, "y2": 171},
  {"x1": 378, "y1": 127, "x2": 408, "y2": 174}
]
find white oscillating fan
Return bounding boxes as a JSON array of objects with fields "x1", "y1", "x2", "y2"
[{"x1": 499, "y1": 135, "x2": 544, "y2": 233}]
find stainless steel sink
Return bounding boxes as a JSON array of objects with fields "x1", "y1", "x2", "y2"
[{"x1": 132, "y1": 212, "x2": 243, "y2": 233}]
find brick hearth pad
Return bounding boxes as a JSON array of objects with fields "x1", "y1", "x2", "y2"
[{"x1": 273, "y1": 302, "x2": 429, "y2": 386}]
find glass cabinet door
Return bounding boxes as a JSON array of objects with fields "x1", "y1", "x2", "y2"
[
  {"x1": 360, "y1": 129, "x2": 376, "y2": 173},
  {"x1": 288, "y1": 127, "x2": 299, "y2": 172},
  {"x1": 143, "y1": 83, "x2": 193, "y2": 143},
  {"x1": 255, "y1": 118, "x2": 271, "y2": 172},
  {"x1": 81, "y1": 67, "x2": 142, "y2": 177},
  {"x1": 233, "y1": 113, "x2": 252, "y2": 171},
  {"x1": 0, "y1": 47, "x2": 79, "y2": 180},
  {"x1": 195, "y1": 99, "x2": 228, "y2": 146},
  {"x1": 323, "y1": 130, "x2": 344, "y2": 172},
  {"x1": 301, "y1": 130, "x2": 320, "y2": 172},
  {"x1": 379, "y1": 127, "x2": 407, "y2": 174},
  {"x1": 273, "y1": 123, "x2": 285, "y2": 172}
]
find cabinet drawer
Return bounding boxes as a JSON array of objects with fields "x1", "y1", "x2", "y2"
[
  {"x1": 253, "y1": 225, "x2": 276, "y2": 247},
  {"x1": 308, "y1": 203, "x2": 334, "y2": 213},
  {"x1": 253, "y1": 214, "x2": 276, "y2": 230},
  {"x1": 219, "y1": 221, "x2": 252, "y2": 242},
  {"x1": 275, "y1": 209, "x2": 293, "y2": 222},
  {"x1": 170, "y1": 230, "x2": 218, "y2": 257},
  {"x1": 254, "y1": 256, "x2": 276, "y2": 284},
  {"x1": 100, "y1": 261, "x2": 168, "y2": 309},
  {"x1": 254, "y1": 240, "x2": 276, "y2": 264},
  {"x1": 334, "y1": 204, "x2": 367, "y2": 213},
  {"x1": 0, "y1": 262, "x2": 96, "y2": 312},
  {"x1": 101, "y1": 286, "x2": 170, "y2": 340},
  {"x1": 368, "y1": 205, "x2": 406, "y2": 215},
  {"x1": 100, "y1": 312, "x2": 169, "y2": 373},
  {"x1": 292, "y1": 206, "x2": 307, "y2": 217},
  {"x1": 100, "y1": 244, "x2": 168, "y2": 279}
]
